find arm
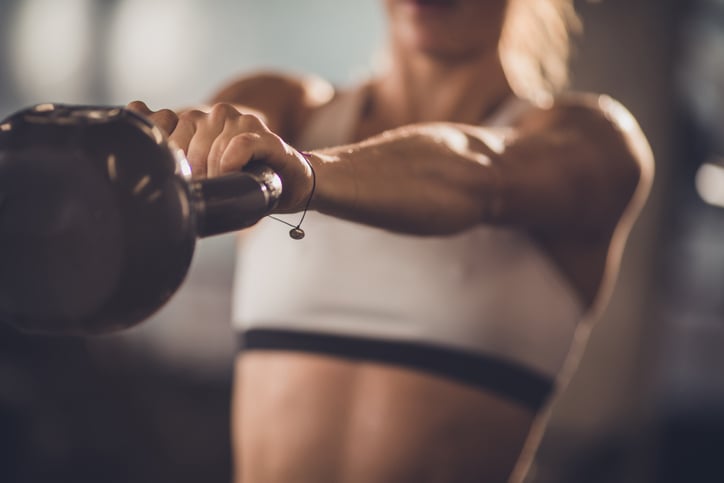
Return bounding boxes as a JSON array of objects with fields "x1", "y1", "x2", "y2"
[
  {"x1": 208, "y1": 71, "x2": 333, "y2": 141},
  {"x1": 309, "y1": 95, "x2": 652, "y2": 238},
  {"x1": 133, "y1": 94, "x2": 652, "y2": 239}
]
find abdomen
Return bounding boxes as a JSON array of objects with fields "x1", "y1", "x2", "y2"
[{"x1": 233, "y1": 351, "x2": 537, "y2": 483}]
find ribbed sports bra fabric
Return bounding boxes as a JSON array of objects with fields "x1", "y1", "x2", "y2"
[{"x1": 232, "y1": 86, "x2": 585, "y2": 408}]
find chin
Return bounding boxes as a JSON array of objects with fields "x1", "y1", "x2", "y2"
[
  {"x1": 393, "y1": 19, "x2": 498, "y2": 62},
  {"x1": 399, "y1": 32, "x2": 488, "y2": 62}
]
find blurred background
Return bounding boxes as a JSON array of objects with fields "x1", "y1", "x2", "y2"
[{"x1": 0, "y1": 0, "x2": 722, "y2": 481}]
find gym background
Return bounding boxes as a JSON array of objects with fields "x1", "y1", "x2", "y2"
[{"x1": 0, "y1": 0, "x2": 721, "y2": 482}]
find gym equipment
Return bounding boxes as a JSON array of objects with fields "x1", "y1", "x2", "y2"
[{"x1": 0, "y1": 104, "x2": 281, "y2": 335}]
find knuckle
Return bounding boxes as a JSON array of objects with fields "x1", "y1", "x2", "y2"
[
  {"x1": 239, "y1": 113, "x2": 264, "y2": 129},
  {"x1": 126, "y1": 100, "x2": 150, "y2": 114},
  {"x1": 155, "y1": 109, "x2": 179, "y2": 131},
  {"x1": 156, "y1": 108, "x2": 178, "y2": 121},
  {"x1": 179, "y1": 109, "x2": 204, "y2": 122},
  {"x1": 209, "y1": 102, "x2": 237, "y2": 119},
  {"x1": 178, "y1": 109, "x2": 206, "y2": 126}
]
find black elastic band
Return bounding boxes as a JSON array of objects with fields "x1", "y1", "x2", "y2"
[{"x1": 237, "y1": 329, "x2": 553, "y2": 410}]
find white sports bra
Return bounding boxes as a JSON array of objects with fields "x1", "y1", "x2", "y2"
[{"x1": 232, "y1": 86, "x2": 585, "y2": 410}]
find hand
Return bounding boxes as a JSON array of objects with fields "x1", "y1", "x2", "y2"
[{"x1": 126, "y1": 101, "x2": 314, "y2": 212}]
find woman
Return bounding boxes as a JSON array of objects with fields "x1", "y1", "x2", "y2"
[{"x1": 130, "y1": 0, "x2": 653, "y2": 481}]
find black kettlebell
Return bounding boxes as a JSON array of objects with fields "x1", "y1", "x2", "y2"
[{"x1": 0, "y1": 104, "x2": 281, "y2": 335}]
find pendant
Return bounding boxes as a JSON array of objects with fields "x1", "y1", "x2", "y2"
[{"x1": 289, "y1": 227, "x2": 305, "y2": 240}]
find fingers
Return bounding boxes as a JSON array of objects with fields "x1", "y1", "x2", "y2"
[
  {"x1": 170, "y1": 118, "x2": 200, "y2": 174},
  {"x1": 207, "y1": 110, "x2": 269, "y2": 177},
  {"x1": 151, "y1": 109, "x2": 179, "y2": 134},
  {"x1": 217, "y1": 131, "x2": 315, "y2": 212},
  {"x1": 126, "y1": 100, "x2": 179, "y2": 135},
  {"x1": 126, "y1": 102, "x2": 278, "y2": 180},
  {"x1": 190, "y1": 104, "x2": 242, "y2": 177},
  {"x1": 175, "y1": 110, "x2": 210, "y2": 177},
  {"x1": 214, "y1": 132, "x2": 264, "y2": 177},
  {"x1": 126, "y1": 100, "x2": 152, "y2": 116}
]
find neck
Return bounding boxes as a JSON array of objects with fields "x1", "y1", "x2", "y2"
[{"x1": 371, "y1": 44, "x2": 513, "y2": 126}]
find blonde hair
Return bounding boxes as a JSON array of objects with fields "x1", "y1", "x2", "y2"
[{"x1": 499, "y1": 0, "x2": 581, "y2": 104}]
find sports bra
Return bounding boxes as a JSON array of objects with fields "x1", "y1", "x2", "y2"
[{"x1": 231, "y1": 86, "x2": 585, "y2": 410}]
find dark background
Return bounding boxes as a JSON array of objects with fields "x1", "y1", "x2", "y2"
[{"x1": 1, "y1": 0, "x2": 722, "y2": 481}]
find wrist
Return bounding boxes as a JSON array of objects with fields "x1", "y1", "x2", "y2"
[
  {"x1": 265, "y1": 149, "x2": 317, "y2": 240},
  {"x1": 303, "y1": 150, "x2": 350, "y2": 214},
  {"x1": 296, "y1": 150, "x2": 316, "y2": 204}
]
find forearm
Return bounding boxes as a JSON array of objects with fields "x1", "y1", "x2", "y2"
[{"x1": 306, "y1": 124, "x2": 501, "y2": 235}]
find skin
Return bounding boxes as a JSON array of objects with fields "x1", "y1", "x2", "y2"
[{"x1": 129, "y1": 0, "x2": 654, "y2": 481}]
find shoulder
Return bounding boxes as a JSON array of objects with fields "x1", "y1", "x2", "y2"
[
  {"x1": 534, "y1": 93, "x2": 653, "y2": 178},
  {"x1": 210, "y1": 71, "x2": 334, "y2": 108},
  {"x1": 209, "y1": 71, "x2": 335, "y2": 140},
  {"x1": 524, "y1": 93, "x2": 653, "y2": 198},
  {"x1": 512, "y1": 93, "x2": 654, "y2": 232}
]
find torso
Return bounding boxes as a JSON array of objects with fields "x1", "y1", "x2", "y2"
[
  {"x1": 229, "y1": 83, "x2": 609, "y2": 483},
  {"x1": 234, "y1": 352, "x2": 536, "y2": 483}
]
